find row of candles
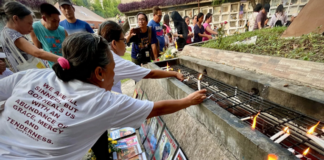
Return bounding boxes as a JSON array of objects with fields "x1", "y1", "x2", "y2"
[
  {"x1": 165, "y1": 63, "x2": 323, "y2": 159},
  {"x1": 243, "y1": 112, "x2": 324, "y2": 159}
]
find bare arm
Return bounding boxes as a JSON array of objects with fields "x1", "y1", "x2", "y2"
[
  {"x1": 151, "y1": 43, "x2": 158, "y2": 60},
  {"x1": 30, "y1": 30, "x2": 42, "y2": 49},
  {"x1": 126, "y1": 28, "x2": 136, "y2": 43},
  {"x1": 65, "y1": 30, "x2": 68, "y2": 37},
  {"x1": 258, "y1": 22, "x2": 262, "y2": 30},
  {"x1": 198, "y1": 32, "x2": 212, "y2": 39},
  {"x1": 144, "y1": 70, "x2": 184, "y2": 81},
  {"x1": 205, "y1": 26, "x2": 218, "y2": 35},
  {"x1": 147, "y1": 89, "x2": 206, "y2": 118},
  {"x1": 14, "y1": 37, "x2": 60, "y2": 63}
]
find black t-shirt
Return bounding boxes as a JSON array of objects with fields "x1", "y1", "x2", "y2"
[{"x1": 129, "y1": 28, "x2": 157, "y2": 59}]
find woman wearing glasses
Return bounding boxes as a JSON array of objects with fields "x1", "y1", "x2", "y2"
[
  {"x1": 126, "y1": 12, "x2": 158, "y2": 65},
  {"x1": 93, "y1": 20, "x2": 185, "y2": 159}
]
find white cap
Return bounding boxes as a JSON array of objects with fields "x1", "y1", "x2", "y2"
[{"x1": 0, "y1": 53, "x2": 6, "y2": 58}]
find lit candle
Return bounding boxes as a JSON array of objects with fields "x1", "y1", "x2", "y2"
[
  {"x1": 270, "y1": 127, "x2": 289, "y2": 140},
  {"x1": 178, "y1": 69, "x2": 181, "y2": 73},
  {"x1": 251, "y1": 112, "x2": 260, "y2": 130},
  {"x1": 197, "y1": 74, "x2": 202, "y2": 91},
  {"x1": 274, "y1": 129, "x2": 290, "y2": 143},
  {"x1": 296, "y1": 147, "x2": 310, "y2": 158},
  {"x1": 166, "y1": 63, "x2": 169, "y2": 71},
  {"x1": 306, "y1": 122, "x2": 324, "y2": 149},
  {"x1": 306, "y1": 134, "x2": 324, "y2": 149},
  {"x1": 240, "y1": 116, "x2": 253, "y2": 121},
  {"x1": 267, "y1": 154, "x2": 278, "y2": 160}
]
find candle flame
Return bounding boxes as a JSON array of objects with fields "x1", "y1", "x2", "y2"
[
  {"x1": 166, "y1": 63, "x2": 169, "y2": 71},
  {"x1": 307, "y1": 121, "x2": 320, "y2": 134},
  {"x1": 303, "y1": 147, "x2": 310, "y2": 156},
  {"x1": 267, "y1": 154, "x2": 278, "y2": 160},
  {"x1": 252, "y1": 112, "x2": 260, "y2": 129},
  {"x1": 284, "y1": 126, "x2": 289, "y2": 132},
  {"x1": 198, "y1": 74, "x2": 202, "y2": 80},
  {"x1": 178, "y1": 69, "x2": 181, "y2": 73},
  {"x1": 286, "y1": 129, "x2": 290, "y2": 134}
]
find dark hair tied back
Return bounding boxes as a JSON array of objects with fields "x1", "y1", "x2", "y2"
[
  {"x1": 3, "y1": 1, "x2": 32, "y2": 22},
  {"x1": 53, "y1": 33, "x2": 111, "y2": 82}
]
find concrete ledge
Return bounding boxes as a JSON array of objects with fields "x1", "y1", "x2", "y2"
[
  {"x1": 182, "y1": 45, "x2": 324, "y2": 91},
  {"x1": 136, "y1": 62, "x2": 298, "y2": 160}
]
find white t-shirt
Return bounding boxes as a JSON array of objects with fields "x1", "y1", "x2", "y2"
[
  {"x1": 189, "y1": 25, "x2": 195, "y2": 42},
  {"x1": 0, "y1": 68, "x2": 13, "y2": 79},
  {"x1": 111, "y1": 50, "x2": 151, "y2": 93},
  {"x1": 0, "y1": 69, "x2": 153, "y2": 159}
]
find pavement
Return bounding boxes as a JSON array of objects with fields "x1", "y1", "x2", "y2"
[{"x1": 121, "y1": 79, "x2": 136, "y2": 97}]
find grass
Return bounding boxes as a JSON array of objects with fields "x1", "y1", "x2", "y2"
[
  {"x1": 126, "y1": 47, "x2": 132, "y2": 53},
  {"x1": 120, "y1": 52, "x2": 132, "y2": 83},
  {"x1": 201, "y1": 27, "x2": 324, "y2": 63}
]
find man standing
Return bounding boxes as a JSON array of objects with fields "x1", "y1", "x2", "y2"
[
  {"x1": 30, "y1": 3, "x2": 67, "y2": 68},
  {"x1": 148, "y1": 6, "x2": 164, "y2": 53},
  {"x1": 253, "y1": 4, "x2": 270, "y2": 30},
  {"x1": 58, "y1": 0, "x2": 94, "y2": 35}
]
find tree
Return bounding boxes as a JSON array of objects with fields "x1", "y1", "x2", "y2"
[{"x1": 72, "y1": 0, "x2": 84, "y2": 6}]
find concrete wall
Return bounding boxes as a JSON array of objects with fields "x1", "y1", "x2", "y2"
[{"x1": 136, "y1": 63, "x2": 298, "y2": 160}]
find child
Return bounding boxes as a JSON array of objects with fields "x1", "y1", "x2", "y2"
[
  {"x1": 167, "y1": 33, "x2": 175, "y2": 48},
  {"x1": 163, "y1": 25, "x2": 168, "y2": 50}
]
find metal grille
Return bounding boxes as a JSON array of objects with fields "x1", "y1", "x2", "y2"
[{"x1": 164, "y1": 63, "x2": 324, "y2": 160}]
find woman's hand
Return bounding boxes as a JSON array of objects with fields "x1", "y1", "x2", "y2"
[
  {"x1": 208, "y1": 35, "x2": 213, "y2": 39},
  {"x1": 176, "y1": 72, "x2": 184, "y2": 81},
  {"x1": 184, "y1": 89, "x2": 207, "y2": 105}
]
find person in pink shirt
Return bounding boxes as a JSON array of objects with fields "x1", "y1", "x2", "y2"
[
  {"x1": 163, "y1": 14, "x2": 171, "y2": 33},
  {"x1": 202, "y1": 13, "x2": 218, "y2": 41}
]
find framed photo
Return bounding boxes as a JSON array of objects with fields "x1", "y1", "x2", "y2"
[
  {"x1": 137, "y1": 88, "x2": 143, "y2": 100},
  {"x1": 173, "y1": 148, "x2": 187, "y2": 160},
  {"x1": 128, "y1": 153, "x2": 147, "y2": 160},
  {"x1": 153, "y1": 127, "x2": 179, "y2": 160},
  {"x1": 117, "y1": 142, "x2": 142, "y2": 160},
  {"x1": 143, "y1": 117, "x2": 165, "y2": 160},
  {"x1": 110, "y1": 127, "x2": 136, "y2": 140},
  {"x1": 133, "y1": 89, "x2": 138, "y2": 99},
  {"x1": 116, "y1": 135, "x2": 139, "y2": 148},
  {"x1": 139, "y1": 118, "x2": 151, "y2": 143},
  {"x1": 142, "y1": 93, "x2": 148, "y2": 100}
]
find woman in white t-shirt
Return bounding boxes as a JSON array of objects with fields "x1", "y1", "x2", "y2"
[
  {"x1": 95, "y1": 20, "x2": 185, "y2": 159},
  {"x1": 98, "y1": 20, "x2": 184, "y2": 94},
  {"x1": 0, "y1": 33, "x2": 206, "y2": 160}
]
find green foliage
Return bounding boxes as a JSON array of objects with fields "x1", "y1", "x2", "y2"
[
  {"x1": 91, "y1": 0, "x2": 122, "y2": 18},
  {"x1": 201, "y1": 27, "x2": 324, "y2": 63},
  {"x1": 212, "y1": 0, "x2": 228, "y2": 6},
  {"x1": 72, "y1": 0, "x2": 122, "y2": 18}
]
